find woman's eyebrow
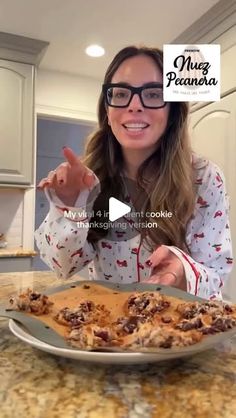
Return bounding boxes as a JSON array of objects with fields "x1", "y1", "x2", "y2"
[
  {"x1": 110, "y1": 82, "x2": 131, "y2": 87},
  {"x1": 109, "y1": 82, "x2": 163, "y2": 87}
]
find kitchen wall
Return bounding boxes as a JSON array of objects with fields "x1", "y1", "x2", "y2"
[
  {"x1": 36, "y1": 69, "x2": 101, "y2": 122},
  {"x1": 0, "y1": 188, "x2": 24, "y2": 247}
]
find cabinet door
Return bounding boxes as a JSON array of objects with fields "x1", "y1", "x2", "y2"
[
  {"x1": 0, "y1": 60, "x2": 34, "y2": 184},
  {"x1": 190, "y1": 92, "x2": 236, "y2": 301}
]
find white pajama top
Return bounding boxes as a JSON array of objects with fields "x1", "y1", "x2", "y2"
[{"x1": 35, "y1": 154, "x2": 233, "y2": 300}]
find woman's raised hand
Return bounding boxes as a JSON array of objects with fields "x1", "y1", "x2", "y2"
[{"x1": 37, "y1": 147, "x2": 95, "y2": 206}]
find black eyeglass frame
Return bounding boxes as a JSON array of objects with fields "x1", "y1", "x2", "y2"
[{"x1": 102, "y1": 82, "x2": 167, "y2": 109}]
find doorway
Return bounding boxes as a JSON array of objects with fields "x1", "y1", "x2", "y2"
[{"x1": 33, "y1": 116, "x2": 95, "y2": 272}]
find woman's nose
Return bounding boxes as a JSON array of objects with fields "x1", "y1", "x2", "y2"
[{"x1": 127, "y1": 93, "x2": 144, "y2": 112}]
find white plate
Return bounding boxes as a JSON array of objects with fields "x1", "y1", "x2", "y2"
[
  {"x1": 9, "y1": 319, "x2": 236, "y2": 364},
  {"x1": 9, "y1": 319, "x2": 197, "y2": 364}
]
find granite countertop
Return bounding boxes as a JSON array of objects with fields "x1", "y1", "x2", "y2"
[
  {"x1": 0, "y1": 248, "x2": 37, "y2": 258},
  {"x1": 0, "y1": 271, "x2": 236, "y2": 418}
]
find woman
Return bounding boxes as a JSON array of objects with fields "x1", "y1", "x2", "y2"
[{"x1": 36, "y1": 46, "x2": 233, "y2": 300}]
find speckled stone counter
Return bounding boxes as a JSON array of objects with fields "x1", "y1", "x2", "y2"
[
  {"x1": 0, "y1": 271, "x2": 236, "y2": 418},
  {"x1": 0, "y1": 248, "x2": 37, "y2": 258}
]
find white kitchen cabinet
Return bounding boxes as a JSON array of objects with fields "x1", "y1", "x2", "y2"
[
  {"x1": 190, "y1": 92, "x2": 236, "y2": 301},
  {"x1": 0, "y1": 59, "x2": 34, "y2": 184}
]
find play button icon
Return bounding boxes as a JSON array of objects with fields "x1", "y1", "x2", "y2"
[
  {"x1": 109, "y1": 197, "x2": 131, "y2": 222},
  {"x1": 84, "y1": 176, "x2": 151, "y2": 242}
]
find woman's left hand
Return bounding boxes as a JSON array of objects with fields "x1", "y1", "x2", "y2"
[{"x1": 145, "y1": 246, "x2": 187, "y2": 291}]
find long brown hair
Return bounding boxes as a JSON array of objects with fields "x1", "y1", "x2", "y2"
[{"x1": 83, "y1": 46, "x2": 196, "y2": 252}]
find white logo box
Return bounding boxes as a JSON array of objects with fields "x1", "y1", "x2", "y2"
[{"x1": 163, "y1": 44, "x2": 220, "y2": 102}]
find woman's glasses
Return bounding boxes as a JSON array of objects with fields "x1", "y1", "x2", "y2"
[{"x1": 103, "y1": 83, "x2": 166, "y2": 109}]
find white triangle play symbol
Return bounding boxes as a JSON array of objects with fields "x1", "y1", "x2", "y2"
[{"x1": 109, "y1": 197, "x2": 131, "y2": 222}]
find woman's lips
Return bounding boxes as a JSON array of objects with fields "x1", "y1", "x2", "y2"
[{"x1": 122, "y1": 122, "x2": 149, "y2": 133}]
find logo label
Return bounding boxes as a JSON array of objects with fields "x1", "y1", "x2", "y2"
[{"x1": 163, "y1": 44, "x2": 220, "y2": 102}]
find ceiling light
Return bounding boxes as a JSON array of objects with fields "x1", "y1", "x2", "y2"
[{"x1": 85, "y1": 44, "x2": 105, "y2": 57}]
